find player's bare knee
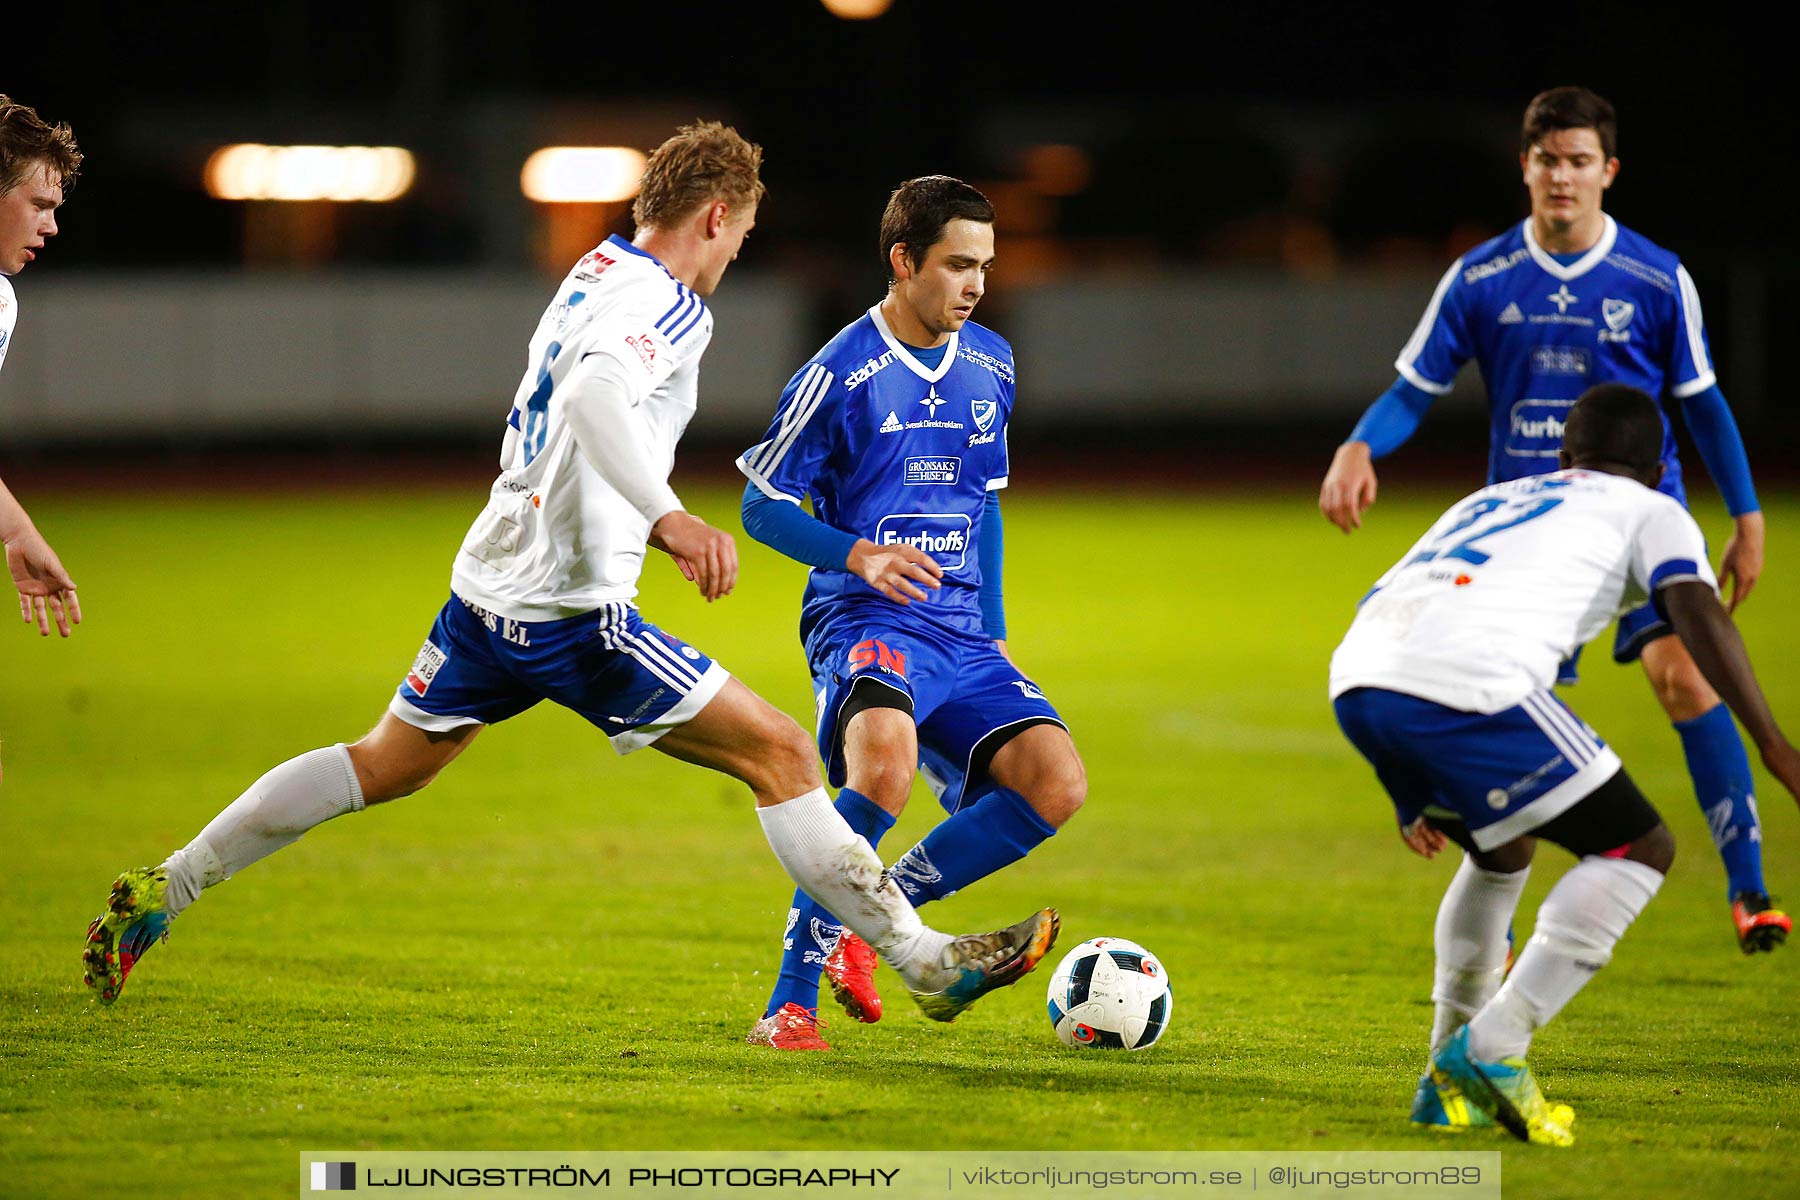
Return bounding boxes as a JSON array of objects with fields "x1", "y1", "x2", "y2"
[
  {"x1": 994, "y1": 729, "x2": 1086, "y2": 827},
  {"x1": 847, "y1": 757, "x2": 911, "y2": 812},
  {"x1": 1027, "y1": 765, "x2": 1086, "y2": 828},
  {"x1": 1473, "y1": 839, "x2": 1534, "y2": 874},
  {"x1": 758, "y1": 714, "x2": 821, "y2": 799},
  {"x1": 844, "y1": 740, "x2": 913, "y2": 811},
  {"x1": 842, "y1": 709, "x2": 916, "y2": 811},
  {"x1": 1622, "y1": 823, "x2": 1675, "y2": 875},
  {"x1": 346, "y1": 737, "x2": 438, "y2": 804},
  {"x1": 1645, "y1": 656, "x2": 1719, "y2": 723}
]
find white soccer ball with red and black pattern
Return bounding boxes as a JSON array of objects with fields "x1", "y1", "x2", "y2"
[{"x1": 1045, "y1": 936, "x2": 1171, "y2": 1050}]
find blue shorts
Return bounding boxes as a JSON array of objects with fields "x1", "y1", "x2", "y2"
[
  {"x1": 389, "y1": 595, "x2": 729, "y2": 754},
  {"x1": 1556, "y1": 600, "x2": 1671, "y2": 685},
  {"x1": 1333, "y1": 687, "x2": 1623, "y2": 850},
  {"x1": 807, "y1": 608, "x2": 1064, "y2": 814},
  {"x1": 1557, "y1": 512, "x2": 1697, "y2": 683}
]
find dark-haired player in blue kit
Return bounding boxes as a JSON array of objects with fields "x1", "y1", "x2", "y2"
[
  {"x1": 1319, "y1": 86, "x2": 1787, "y2": 954},
  {"x1": 739, "y1": 177, "x2": 1084, "y2": 1050}
]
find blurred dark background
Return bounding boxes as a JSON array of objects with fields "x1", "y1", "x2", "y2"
[{"x1": 2, "y1": 1, "x2": 1791, "y2": 487}]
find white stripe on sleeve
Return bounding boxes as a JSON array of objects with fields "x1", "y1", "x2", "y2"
[
  {"x1": 1392, "y1": 259, "x2": 1464, "y2": 396},
  {"x1": 749, "y1": 364, "x2": 835, "y2": 478},
  {"x1": 1669, "y1": 264, "x2": 1717, "y2": 398}
]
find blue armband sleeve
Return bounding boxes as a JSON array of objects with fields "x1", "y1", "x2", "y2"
[
  {"x1": 979, "y1": 490, "x2": 1006, "y2": 640},
  {"x1": 1347, "y1": 377, "x2": 1437, "y2": 459},
  {"x1": 1679, "y1": 384, "x2": 1760, "y2": 516},
  {"x1": 740, "y1": 481, "x2": 859, "y2": 572}
]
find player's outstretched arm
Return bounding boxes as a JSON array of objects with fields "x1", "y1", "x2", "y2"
[
  {"x1": 650, "y1": 511, "x2": 738, "y2": 602},
  {"x1": 1662, "y1": 580, "x2": 1800, "y2": 801},
  {"x1": 1681, "y1": 384, "x2": 1764, "y2": 611},
  {"x1": 1320, "y1": 378, "x2": 1439, "y2": 533},
  {"x1": 556, "y1": 351, "x2": 737, "y2": 599},
  {"x1": 738, "y1": 483, "x2": 940, "y2": 605},
  {"x1": 1, "y1": 477, "x2": 80, "y2": 637},
  {"x1": 1718, "y1": 511, "x2": 1765, "y2": 614},
  {"x1": 1320, "y1": 441, "x2": 1378, "y2": 533}
]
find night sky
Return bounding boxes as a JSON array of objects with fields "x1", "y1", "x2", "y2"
[{"x1": 5, "y1": 3, "x2": 1787, "y2": 268}]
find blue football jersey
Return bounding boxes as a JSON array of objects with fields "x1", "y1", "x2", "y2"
[
  {"x1": 737, "y1": 303, "x2": 1014, "y2": 641},
  {"x1": 1395, "y1": 215, "x2": 1715, "y2": 498}
]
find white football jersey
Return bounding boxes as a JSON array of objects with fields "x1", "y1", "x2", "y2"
[
  {"x1": 1329, "y1": 469, "x2": 1717, "y2": 713},
  {"x1": 0, "y1": 275, "x2": 17, "y2": 375},
  {"x1": 450, "y1": 236, "x2": 712, "y2": 620}
]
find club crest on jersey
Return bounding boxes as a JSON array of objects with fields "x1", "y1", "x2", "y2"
[
  {"x1": 1599, "y1": 298, "x2": 1635, "y2": 343},
  {"x1": 972, "y1": 397, "x2": 997, "y2": 433},
  {"x1": 405, "y1": 640, "x2": 448, "y2": 696}
]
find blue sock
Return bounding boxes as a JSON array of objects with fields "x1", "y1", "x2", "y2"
[
  {"x1": 764, "y1": 789, "x2": 895, "y2": 1018},
  {"x1": 1675, "y1": 705, "x2": 1765, "y2": 900},
  {"x1": 887, "y1": 787, "x2": 1056, "y2": 906}
]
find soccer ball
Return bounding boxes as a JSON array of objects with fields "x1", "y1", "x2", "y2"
[{"x1": 1045, "y1": 936, "x2": 1171, "y2": 1050}]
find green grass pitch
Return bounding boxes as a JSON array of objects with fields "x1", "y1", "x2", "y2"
[{"x1": 2, "y1": 479, "x2": 1795, "y2": 1197}]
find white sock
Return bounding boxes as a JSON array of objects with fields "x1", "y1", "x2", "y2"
[
  {"x1": 161, "y1": 745, "x2": 365, "y2": 917},
  {"x1": 1429, "y1": 855, "x2": 1530, "y2": 1054},
  {"x1": 756, "y1": 787, "x2": 951, "y2": 984},
  {"x1": 1466, "y1": 855, "x2": 1663, "y2": 1061}
]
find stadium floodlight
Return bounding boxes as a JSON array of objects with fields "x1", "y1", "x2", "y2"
[
  {"x1": 520, "y1": 147, "x2": 649, "y2": 204},
  {"x1": 819, "y1": 0, "x2": 893, "y2": 17},
  {"x1": 204, "y1": 145, "x2": 415, "y2": 202}
]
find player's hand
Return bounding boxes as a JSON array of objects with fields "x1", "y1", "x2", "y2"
[
  {"x1": 847, "y1": 538, "x2": 942, "y2": 606},
  {"x1": 1759, "y1": 737, "x2": 1800, "y2": 805},
  {"x1": 650, "y1": 511, "x2": 738, "y2": 602},
  {"x1": 1401, "y1": 815, "x2": 1448, "y2": 859},
  {"x1": 1717, "y1": 511, "x2": 1765, "y2": 614},
  {"x1": 6, "y1": 528, "x2": 81, "y2": 637},
  {"x1": 1320, "y1": 441, "x2": 1378, "y2": 533},
  {"x1": 994, "y1": 638, "x2": 1012, "y2": 663}
]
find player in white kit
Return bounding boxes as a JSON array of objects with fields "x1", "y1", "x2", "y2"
[
  {"x1": 79, "y1": 123, "x2": 1056, "y2": 1024},
  {"x1": 1320, "y1": 87, "x2": 1783, "y2": 951},
  {"x1": 1330, "y1": 384, "x2": 1800, "y2": 1145},
  {"x1": 1, "y1": 95, "x2": 83, "y2": 646}
]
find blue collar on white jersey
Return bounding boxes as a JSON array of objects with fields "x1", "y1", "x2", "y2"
[{"x1": 606, "y1": 233, "x2": 675, "y2": 273}]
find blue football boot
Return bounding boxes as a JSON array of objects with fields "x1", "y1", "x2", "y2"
[{"x1": 1430, "y1": 1026, "x2": 1575, "y2": 1146}]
